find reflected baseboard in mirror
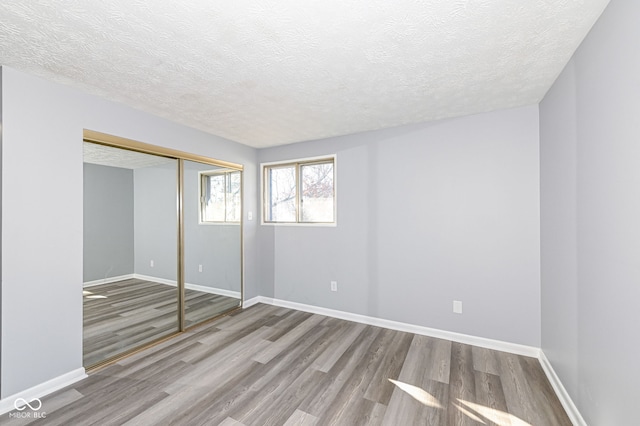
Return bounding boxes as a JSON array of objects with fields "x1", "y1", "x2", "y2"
[{"x1": 83, "y1": 278, "x2": 240, "y2": 367}]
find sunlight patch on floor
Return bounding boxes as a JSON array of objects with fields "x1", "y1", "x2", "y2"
[
  {"x1": 457, "y1": 399, "x2": 532, "y2": 426},
  {"x1": 388, "y1": 379, "x2": 443, "y2": 409},
  {"x1": 83, "y1": 290, "x2": 107, "y2": 299},
  {"x1": 453, "y1": 402, "x2": 487, "y2": 423},
  {"x1": 387, "y1": 378, "x2": 533, "y2": 425}
]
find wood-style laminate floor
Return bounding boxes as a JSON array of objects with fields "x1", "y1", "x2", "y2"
[
  {"x1": 6, "y1": 303, "x2": 571, "y2": 426},
  {"x1": 83, "y1": 279, "x2": 240, "y2": 367}
]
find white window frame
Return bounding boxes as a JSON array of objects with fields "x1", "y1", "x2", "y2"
[
  {"x1": 261, "y1": 154, "x2": 337, "y2": 226},
  {"x1": 199, "y1": 169, "x2": 242, "y2": 225}
]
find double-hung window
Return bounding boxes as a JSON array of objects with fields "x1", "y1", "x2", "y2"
[
  {"x1": 200, "y1": 170, "x2": 241, "y2": 223},
  {"x1": 263, "y1": 156, "x2": 336, "y2": 224}
]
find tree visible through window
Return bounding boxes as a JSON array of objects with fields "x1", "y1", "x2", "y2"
[
  {"x1": 263, "y1": 157, "x2": 335, "y2": 223},
  {"x1": 201, "y1": 170, "x2": 241, "y2": 223}
]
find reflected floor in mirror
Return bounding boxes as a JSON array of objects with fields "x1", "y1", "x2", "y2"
[
  {"x1": 83, "y1": 278, "x2": 240, "y2": 367},
  {"x1": 10, "y1": 303, "x2": 572, "y2": 425}
]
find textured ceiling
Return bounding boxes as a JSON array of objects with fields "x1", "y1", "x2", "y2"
[{"x1": 0, "y1": 1, "x2": 609, "y2": 148}]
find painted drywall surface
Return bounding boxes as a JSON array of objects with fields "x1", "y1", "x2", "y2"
[
  {"x1": 0, "y1": 68, "x2": 3, "y2": 386},
  {"x1": 83, "y1": 163, "x2": 135, "y2": 282},
  {"x1": 0, "y1": 66, "x2": 257, "y2": 397},
  {"x1": 133, "y1": 162, "x2": 179, "y2": 281},
  {"x1": 572, "y1": 0, "x2": 640, "y2": 422},
  {"x1": 83, "y1": 159, "x2": 242, "y2": 294},
  {"x1": 255, "y1": 225, "x2": 276, "y2": 298},
  {"x1": 132, "y1": 160, "x2": 242, "y2": 293},
  {"x1": 539, "y1": 61, "x2": 579, "y2": 398},
  {"x1": 1, "y1": 67, "x2": 84, "y2": 397},
  {"x1": 539, "y1": 1, "x2": 640, "y2": 423},
  {"x1": 258, "y1": 105, "x2": 541, "y2": 346}
]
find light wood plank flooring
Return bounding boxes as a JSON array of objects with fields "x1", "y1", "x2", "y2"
[
  {"x1": 6, "y1": 303, "x2": 571, "y2": 425},
  {"x1": 83, "y1": 279, "x2": 240, "y2": 367}
]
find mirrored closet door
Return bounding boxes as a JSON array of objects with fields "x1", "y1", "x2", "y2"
[
  {"x1": 183, "y1": 160, "x2": 242, "y2": 327},
  {"x1": 82, "y1": 134, "x2": 243, "y2": 369},
  {"x1": 83, "y1": 143, "x2": 180, "y2": 367}
]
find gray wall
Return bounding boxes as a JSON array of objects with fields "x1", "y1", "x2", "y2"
[
  {"x1": 539, "y1": 61, "x2": 579, "y2": 399},
  {"x1": 133, "y1": 162, "x2": 178, "y2": 280},
  {"x1": 0, "y1": 68, "x2": 3, "y2": 384},
  {"x1": 258, "y1": 105, "x2": 541, "y2": 346},
  {"x1": 83, "y1": 163, "x2": 135, "y2": 282},
  {"x1": 83, "y1": 158, "x2": 241, "y2": 293},
  {"x1": 131, "y1": 160, "x2": 242, "y2": 293},
  {"x1": 539, "y1": 0, "x2": 640, "y2": 424},
  {"x1": 0, "y1": 66, "x2": 257, "y2": 398}
]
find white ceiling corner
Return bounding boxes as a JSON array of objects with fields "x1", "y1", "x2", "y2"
[{"x1": 0, "y1": 1, "x2": 610, "y2": 148}]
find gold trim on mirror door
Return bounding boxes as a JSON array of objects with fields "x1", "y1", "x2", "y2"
[
  {"x1": 178, "y1": 159, "x2": 186, "y2": 332},
  {"x1": 83, "y1": 129, "x2": 243, "y2": 171},
  {"x1": 241, "y1": 168, "x2": 245, "y2": 306}
]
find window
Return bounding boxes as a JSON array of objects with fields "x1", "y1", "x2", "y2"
[
  {"x1": 200, "y1": 170, "x2": 241, "y2": 223},
  {"x1": 263, "y1": 156, "x2": 335, "y2": 224}
]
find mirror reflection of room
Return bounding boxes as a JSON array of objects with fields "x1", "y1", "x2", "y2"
[
  {"x1": 82, "y1": 143, "x2": 243, "y2": 368},
  {"x1": 183, "y1": 160, "x2": 242, "y2": 328},
  {"x1": 82, "y1": 143, "x2": 179, "y2": 367}
]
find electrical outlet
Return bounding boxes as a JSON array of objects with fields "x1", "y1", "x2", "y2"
[
  {"x1": 330, "y1": 281, "x2": 338, "y2": 292},
  {"x1": 453, "y1": 300, "x2": 462, "y2": 314},
  {"x1": 198, "y1": 264, "x2": 203, "y2": 272},
  {"x1": 150, "y1": 260, "x2": 154, "y2": 267},
  {"x1": 248, "y1": 211, "x2": 253, "y2": 221}
]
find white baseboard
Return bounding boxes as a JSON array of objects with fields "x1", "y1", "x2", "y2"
[
  {"x1": 133, "y1": 274, "x2": 177, "y2": 287},
  {"x1": 248, "y1": 296, "x2": 540, "y2": 358},
  {"x1": 83, "y1": 274, "x2": 134, "y2": 287},
  {"x1": 133, "y1": 274, "x2": 241, "y2": 299},
  {"x1": 184, "y1": 283, "x2": 241, "y2": 299},
  {"x1": 0, "y1": 368, "x2": 87, "y2": 415},
  {"x1": 84, "y1": 274, "x2": 241, "y2": 299},
  {"x1": 243, "y1": 296, "x2": 262, "y2": 308},
  {"x1": 539, "y1": 351, "x2": 586, "y2": 426}
]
